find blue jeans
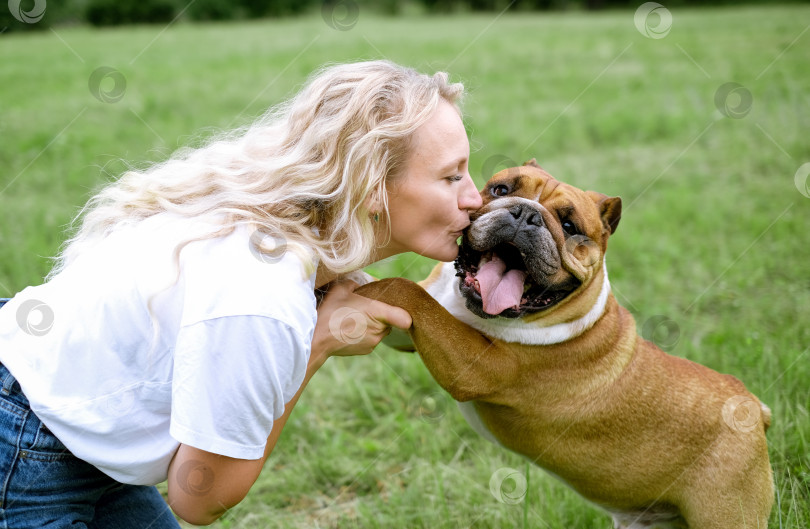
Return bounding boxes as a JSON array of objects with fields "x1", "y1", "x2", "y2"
[{"x1": 0, "y1": 362, "x2": 181, "y2": 529}]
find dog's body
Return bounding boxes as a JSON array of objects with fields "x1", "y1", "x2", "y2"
[{"x1": 356, "y1": 162, "x2": 773, "y2": 528}]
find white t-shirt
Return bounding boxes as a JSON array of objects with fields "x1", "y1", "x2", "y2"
[{"x1": 0, "y1": 213, "x2": 317, "y2": 485}]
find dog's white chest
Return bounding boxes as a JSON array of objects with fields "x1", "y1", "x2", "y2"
[{"x1": 456, "y1": 401, "x2": 502, "y2": 447}]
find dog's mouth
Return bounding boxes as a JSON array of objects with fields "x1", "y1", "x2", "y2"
[{"x1": 454, "y1": 241, "x2": 579, "y2": 319}]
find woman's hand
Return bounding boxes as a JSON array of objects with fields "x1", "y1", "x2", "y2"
[{"x1": 312, "y1": 280, "x2": 412, "y2": 363}]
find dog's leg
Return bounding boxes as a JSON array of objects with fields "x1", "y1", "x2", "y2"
[
  {"x1": 356, "y1": 278, "x2": 519, "y2": 402},
  {"x1": 678, "y1": 455, "x2": 773, "y2": 529}
]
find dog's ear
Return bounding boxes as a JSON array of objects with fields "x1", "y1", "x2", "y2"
[
  {"x1": 523, "y1": 158, "x2": 542, "y2": 169},
  {"x1": 587, "y1": 191, "x2": 622, "y2": 235}
]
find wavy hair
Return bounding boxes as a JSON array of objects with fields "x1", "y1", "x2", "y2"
[{"x1": 51, "y1": 60, "x2": 464, "y2": 278}]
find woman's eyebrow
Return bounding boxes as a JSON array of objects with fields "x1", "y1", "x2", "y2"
[{"x1": 436, "y1": 157, "x2": 466, "y2": 174}]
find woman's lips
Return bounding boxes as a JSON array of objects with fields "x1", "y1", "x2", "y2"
[{"x1": 451, "y1": 222, "x2": 470, "y2": 238}]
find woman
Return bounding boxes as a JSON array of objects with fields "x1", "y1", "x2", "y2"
[{"x1": 0, "y1": 60, "x2": 482, "y2": 527}]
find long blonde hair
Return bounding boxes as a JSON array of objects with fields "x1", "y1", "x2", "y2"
[{"x1": 51, "y1": 60, "x2": 464, "y2": 277}]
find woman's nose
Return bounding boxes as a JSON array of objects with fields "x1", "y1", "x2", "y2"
[{"x1": 459, "y1": 173, "x2": 483, "y2": 211}]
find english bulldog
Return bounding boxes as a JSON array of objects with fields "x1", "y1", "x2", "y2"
[{"x1": 356, "y1": 160, "x2": 773, "y2": 528}]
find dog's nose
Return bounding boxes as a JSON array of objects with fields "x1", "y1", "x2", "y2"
[{"x1": 508, "y1": 203, "x2": 544, "y2": 228}]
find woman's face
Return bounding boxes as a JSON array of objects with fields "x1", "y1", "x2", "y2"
[{"x1": 381, "y1": 100, "x2": 483, "y2": 262}]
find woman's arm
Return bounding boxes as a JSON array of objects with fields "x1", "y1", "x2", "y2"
[
  {"x1": 166, "y1": 349, "x2": 326, "y2": 525},
  {"x1": 166, "y1": 281, "x2": 411, "y2": 525}
]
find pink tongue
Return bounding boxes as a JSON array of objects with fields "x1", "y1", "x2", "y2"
[{"x1": 475, "y1": 254, "x2": 527, "y2": 315}]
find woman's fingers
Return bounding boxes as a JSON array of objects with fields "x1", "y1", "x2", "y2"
[
  {"x1": 314, "y1": 280, "x2": 413, "y2": 358},
  {"x1": 372, "y1": 302, "x2": 412, "y2": 331}
]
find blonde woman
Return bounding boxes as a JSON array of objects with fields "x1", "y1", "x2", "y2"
[{"x1": 0, "y1": 60, "x2": 482, "y2": 528}]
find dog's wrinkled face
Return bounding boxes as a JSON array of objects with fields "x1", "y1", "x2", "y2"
[{"x1": 454, "y1": 160, "x2": 621, "y2": 320}]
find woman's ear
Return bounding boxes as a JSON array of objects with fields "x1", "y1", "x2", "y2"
[{"x1": 364, "y1": 191, "x2": 383, "y2": 221}]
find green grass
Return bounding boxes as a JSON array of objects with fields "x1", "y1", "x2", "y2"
[{"x1": 2, "y1": 5, "x2": 809, "y2": 527}]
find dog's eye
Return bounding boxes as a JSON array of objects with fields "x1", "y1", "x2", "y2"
[
  {"x1": 562, "y1": 220, "x2": 581, "y2": 236},
  {"x1": 491, "y1": 184, "x2": 510, "y2": 197}
]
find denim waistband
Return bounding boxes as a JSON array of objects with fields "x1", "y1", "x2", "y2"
[
  {"x1": 0, "y1": 362, "x2": 27, "y2": 406},
  {"x1": 1, "y1": 300, "x2": 24, "y2": 401}
]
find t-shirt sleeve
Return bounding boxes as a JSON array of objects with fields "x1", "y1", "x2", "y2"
[{"x1": 170, "y1": 315, "x2": 310, "y2": 460}]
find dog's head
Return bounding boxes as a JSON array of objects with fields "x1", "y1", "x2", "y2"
[{"x1": 454, "y1": 159, "x2": 621, "y2": 321}]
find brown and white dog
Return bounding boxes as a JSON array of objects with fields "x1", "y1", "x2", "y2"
[{"x1": 357, "y1": 160, "x2": 773, "y2": 528}]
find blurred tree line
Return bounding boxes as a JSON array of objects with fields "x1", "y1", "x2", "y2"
[{"x1": 2, "y1": 0, "x2": 808, "y2": 32}]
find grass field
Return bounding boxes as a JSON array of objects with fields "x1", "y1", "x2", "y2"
[{"x1": 1, "y1": 4, "x2": 809, "y2": 527}]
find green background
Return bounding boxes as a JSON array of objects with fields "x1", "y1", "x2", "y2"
[{"x1": 1, "y1": 4, "x2": 808, "y2": 527}]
